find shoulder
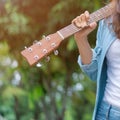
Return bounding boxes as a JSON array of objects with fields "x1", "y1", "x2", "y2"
[
  {"x1": 99, "y1": 16, "x2": 113, "y2": 27},
  {"x1": 98, "y1": 17, "x2": 114, "y2": 35},
  {"x1": 96, "y1": 18, "x2": 114, "y2": 46}
]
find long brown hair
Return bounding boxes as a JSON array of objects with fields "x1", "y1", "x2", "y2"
[{"x1": 112, "y1": 0, "x2": 120, "y2": 38}]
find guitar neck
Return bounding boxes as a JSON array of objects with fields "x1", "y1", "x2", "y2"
[
  {"x1": 21, "y1": 2, "x2": 115, "y2": 66},
  {"x1": 57, "y1": 3, "x2": 115, "y2": 40}
]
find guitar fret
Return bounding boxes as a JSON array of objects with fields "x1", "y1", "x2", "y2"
[
  {"x1": 58, "y1": 3, "x2": 114, "y2": 39},
  {"x1": 58, "y1": 24, "x2": 80, "y2": 39},
  {"x1": 21, "y1": 2, "x2": 115, "y2": 66}
]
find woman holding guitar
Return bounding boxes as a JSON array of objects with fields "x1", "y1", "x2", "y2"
[{"x1": 72, "y1": 0, "x2": 120, "y2": 119}]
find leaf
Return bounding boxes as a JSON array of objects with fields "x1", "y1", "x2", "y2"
[
  {"x1": 0, "y1": 42, "x2": 9, "y2": 56},
  {"x1": 32, "y1": 86, "x2": 45, "y2": 101},
  {"x1": 2, "y1": 86, "x2": 26, "y2": 99},
  {"x1": 67, "y1": 37, "x2": 77, "y2": 51},
  {"x1": 28, "y1": 85, "x2": 45, "y2": 110}
]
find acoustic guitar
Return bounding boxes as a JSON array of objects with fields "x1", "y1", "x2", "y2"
[{"x1": 21, "y1": 2, "x2": 114, "y2": 66}]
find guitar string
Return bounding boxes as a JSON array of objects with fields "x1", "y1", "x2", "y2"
[{"x1": 58, "y1": 3, "x2": 114, "y2": 39}]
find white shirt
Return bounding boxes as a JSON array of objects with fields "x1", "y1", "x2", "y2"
[{"x1": 103, "y1": 39, "x2": 120, "y2": 107}]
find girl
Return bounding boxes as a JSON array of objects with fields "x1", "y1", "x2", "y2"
[{"x1": 72, "y1": 0, "x2": 120, "y2": 119}]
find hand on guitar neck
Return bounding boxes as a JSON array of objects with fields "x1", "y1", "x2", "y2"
[
  {"x1": 72, "y1": 11, "x2": 97, "y2": 40},
  {"x1": 72, "y1": 11, "x2": 97, "y2": 65}
]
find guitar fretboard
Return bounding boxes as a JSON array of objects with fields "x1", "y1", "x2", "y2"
[{"x1": 58, "y1": 3, "x2": 115, "y2": 39}]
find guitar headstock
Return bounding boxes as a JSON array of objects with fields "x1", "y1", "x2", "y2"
[{"x1": 21, "y1": 32, "x2": 63, "y2": 66}]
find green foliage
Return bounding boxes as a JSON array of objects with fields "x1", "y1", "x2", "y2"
[
  {"x1": 0, "y1": 3, "x2": 29, "y2": 35},
  {"x1": 0, "y1": 41, "x2": 9, "y2": 56},
  {"x1": 67, "y1": 37, "x2": 77, "y2": 51}
]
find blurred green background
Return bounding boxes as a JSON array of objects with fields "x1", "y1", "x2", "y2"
[{"x1": 0, "y1": 0, "x2": 107, "y2": 120}]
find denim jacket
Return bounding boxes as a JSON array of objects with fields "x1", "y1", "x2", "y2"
[{"x1": 78, "y1": 19, "x2": 117, "y2": 120}]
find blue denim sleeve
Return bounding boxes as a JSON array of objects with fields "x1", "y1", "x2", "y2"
[
  {"x1": 77, "y1": 20, "x2": 103, "y2": 81},
  {"x1": 78, "y1": 49, "x2": 98, "y2": 81}
]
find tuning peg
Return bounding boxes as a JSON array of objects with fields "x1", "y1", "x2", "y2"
[
  {"x1": 51, "y1": 43, "x2": 56, "y2": 47},
  {"x1": 42, "y1": 35, "x2": 51, "y2": 41},
  {"x1": 43, "y1": 49, "x2": 47, "y2": 54},
  {"x1": 54, "y1": 50, "x2": 59, "y2": 56},
  {"x1": 45, "y1": 56, "x2": 50, "y2": 62},
  {"x1": 24, "y1": 46, "x2": 27, "y2": 49},
  {"x1": 45, "y1": 36, "x2": 51, "y2": 41},
  {"x1": 36, "y1": 62, "x2": 42, "y2": 67},
  {"x1": 36, "y1": 41, "x2": 42, "y2": 46},
  {"x1": 33, "y1": 40, "x2": 38, "y2": 44},
  {"x1": 42, "y1": 35, "x2": 46, "y2": 39},
  {"x1": 28, "y1": 47, "x2": 33, "y2": 52}
]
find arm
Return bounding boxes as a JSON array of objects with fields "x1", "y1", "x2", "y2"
[
  {"x1": 72, "y1": 11, "x2": 97, "y2": 65},
  {"x1": 72, "y1": 11, "x2": 99, "y2": 81}
]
